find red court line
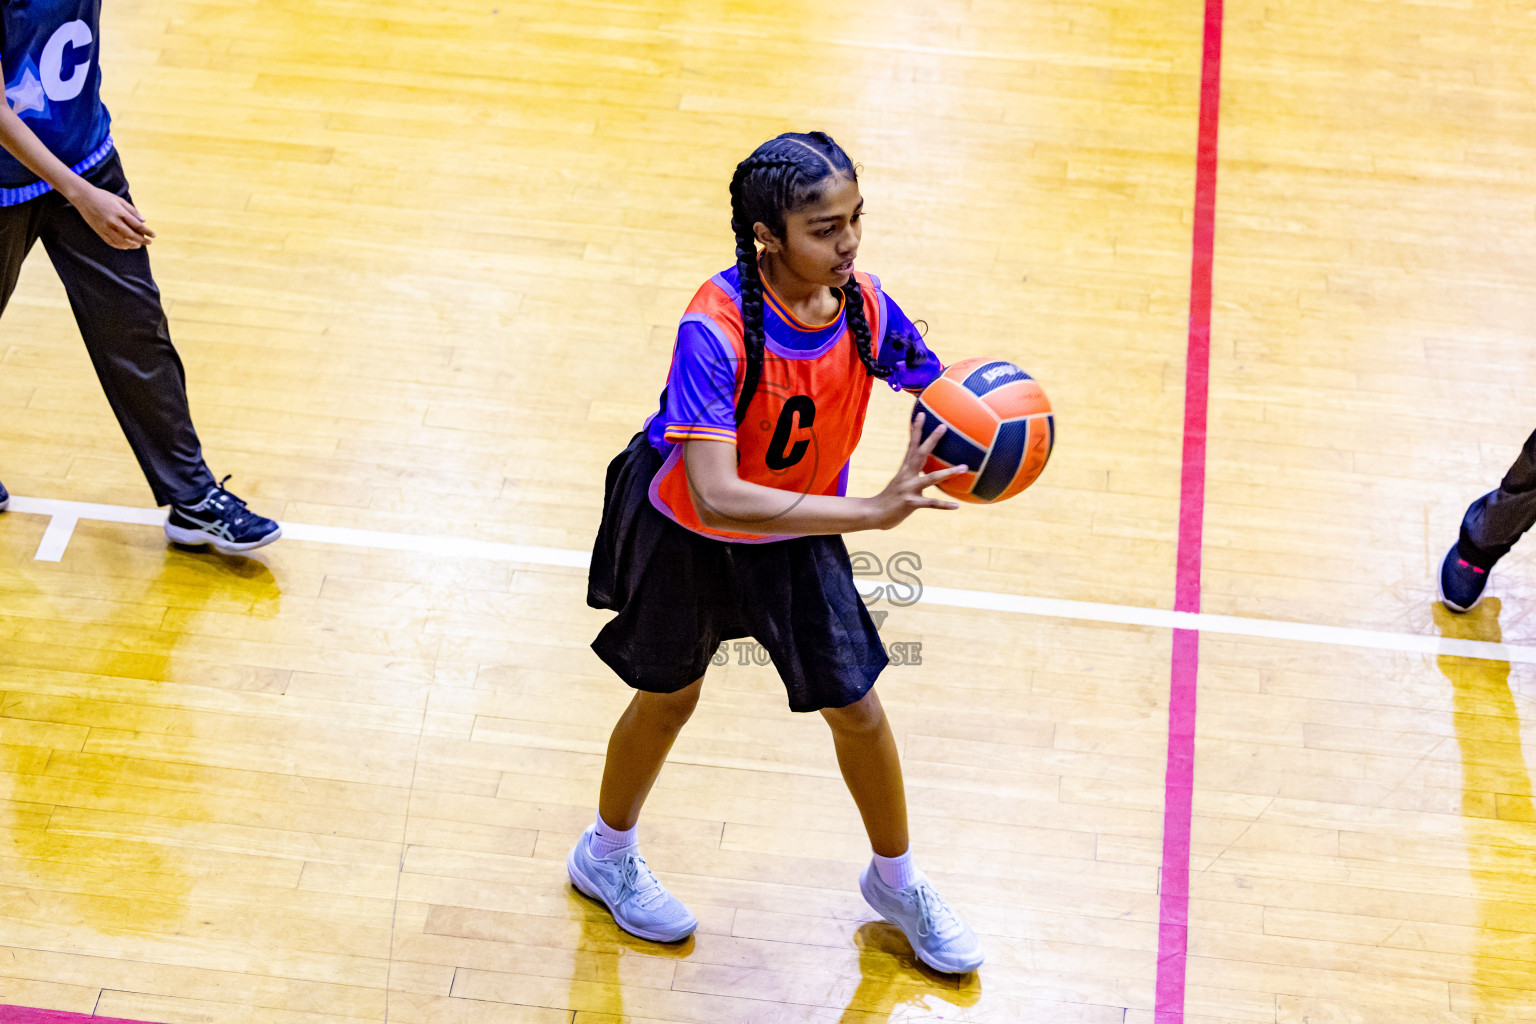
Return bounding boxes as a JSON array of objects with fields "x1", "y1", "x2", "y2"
[
  {"x1": 1155, "y1": 0, "x2": 1224, "y2": 1020},
  {"x1": 0, "y1": 1007, "x2": 163, "y2": 1024}
]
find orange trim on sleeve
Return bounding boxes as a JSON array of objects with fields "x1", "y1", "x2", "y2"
[{"x1": 663, "y1": 425, "x2": 737, "y2": 444}]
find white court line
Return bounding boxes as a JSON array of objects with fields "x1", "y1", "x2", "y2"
[
  {"x1": 11, "y1": 496, "x2": 166, "y2": 527},
  {"x1": 279, "y1": 521, "x2": 588, "y2": 569},
  {"x1": 31, "y1": 514, "x2": 77, "y2": 562},
  {"x1": 7, "y1": 495, "x2": 1533, "y2": 666},
  {"x1": 7, "y1": 496, "x2": 587, "y2": 569}
]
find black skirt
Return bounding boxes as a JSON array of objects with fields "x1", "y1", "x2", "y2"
[{"x1": 588, "y1": 431, "x2": 888, "y2": 712}]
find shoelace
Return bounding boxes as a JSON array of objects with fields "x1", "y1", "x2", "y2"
[
  {"x1": 617, "y1": 852, "x2": 669, "y2": 910},
  {"x1": 197, "y1": 475, "x2": 255, "y2": 526},
  {"x1": 912, "y1": 882, "x2": 964, "y2": 940}
]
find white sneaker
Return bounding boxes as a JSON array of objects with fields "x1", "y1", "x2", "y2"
[
  {"x1": 566, "y1": 826, "x2": 698, "y2": 942},
  {"x1": 860, "y1": 861, "x2": 984, "y2": 973}
]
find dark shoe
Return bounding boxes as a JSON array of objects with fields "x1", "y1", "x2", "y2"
[
  {"x1": 1439, "y1": 543, "x2": 1491, "y2": 613},
  {"x1": 0, "y1": 479, "x2": 8, "y2": 512},
  {"x1": 165, "y1": 476, "x2": 281, "y2": 554}
]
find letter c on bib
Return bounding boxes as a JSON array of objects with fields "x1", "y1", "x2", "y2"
[
  {"x1": 765, "y1": 395, "x2": 816, "y2": 471},
  {"x1": 41, "y1": 21, "x2": 94, "y2": 102}
]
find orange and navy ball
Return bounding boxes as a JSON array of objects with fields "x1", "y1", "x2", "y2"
[{"x1": 912, "y1": 357, "x2": 1054, "y2": 504}]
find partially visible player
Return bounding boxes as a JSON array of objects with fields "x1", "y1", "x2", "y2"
[
  {"x1": 1441, "y1": 429, "x2": 1536, "y2": 612},
  {"x1": 0, "y1": 1, "x2": 279, "y2": 552},
  {"x1": 569, "y1": 131, "x2": 986, "y2": 974}
]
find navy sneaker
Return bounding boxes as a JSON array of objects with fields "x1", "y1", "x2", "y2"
[
  {"x1": 1439, "y1": 543, "x2": 1492, "y2": 613},
  {"x1": 0, "y1": 479, "x2": 8, "y2": 512},
  {"x1": 165, "y1": 476, "x2": 281, "y2": 554}
]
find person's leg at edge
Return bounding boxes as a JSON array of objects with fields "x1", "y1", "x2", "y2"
[
  {"x1": 37, "y1": 157, "x2": 214, "y2": 507},
  {"x1": 0, "y1": 188, "x2": 53, "y2": 513},
  {"x1": 1443, "y1": 428, "x2": 1536, "y2": 611},
  {"x1": 1461, "y1": 428, "x2": 1536, "y2": 568},
  {"x1": 1, "y1": 190, "x2": 49, "y2": 312},
  {"x1": 36, "y1": 156, "x2": 280, "y2": 551}
]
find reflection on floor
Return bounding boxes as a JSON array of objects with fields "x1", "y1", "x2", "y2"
[
  {"x1": 1436, "y1": 599, "x2": 1536, "y2": 1020},
  {"x1": 838, "y1": 921, "x2": 981, "y2": 1022},
  {"x1": 5, "y1": 540, "x2": 281, "y2": 943}
]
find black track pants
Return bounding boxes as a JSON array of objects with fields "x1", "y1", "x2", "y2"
[
  {"x1": 1459, "y1": 429, "x2": 1536, "y2": 569},
  {"x1": 0, "y1": 152, "x2": 214, "y2": 506}
]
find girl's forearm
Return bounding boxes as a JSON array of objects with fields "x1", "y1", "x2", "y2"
[
  {"x1": 0, "y1": 101, "x2": 89, "y2": 200},
  {"x1": 689, "y1": 474, "x2": 879, "y2": 536},
  {"x1": 681, "y1": 438, "x2": 887, "y2": 535}
]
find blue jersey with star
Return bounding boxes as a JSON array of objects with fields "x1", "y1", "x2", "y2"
[{"x1": 1, "y1": 0, "x2": 113, "y2": 197}]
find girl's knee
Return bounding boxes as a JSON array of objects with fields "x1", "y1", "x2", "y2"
[
  {"x1": 821, "y1": 688, "x2": 886, "y2": 734},
  {"x1": 635, "y1": 679, "x2": 703, "y2": 730}
]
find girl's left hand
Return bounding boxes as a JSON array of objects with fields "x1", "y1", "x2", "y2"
[
  {"x1": 72, "y1": 184, "x2": 155, "y2": 249},
  {"x1": 867, "y1": 412, "x2": 968, "y2": 530}
]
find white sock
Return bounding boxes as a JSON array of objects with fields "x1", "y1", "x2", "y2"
[
  {"x1": 588, "y1": 812, "x2": 638, "y2": 859},
  {"x1": 873, "y1": 849, "x2": 921, "y2": 890}
]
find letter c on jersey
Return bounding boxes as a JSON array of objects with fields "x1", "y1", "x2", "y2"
[
  {"x1": 765, "y1": 396, "x2": 816, "y2": 471},
  {"x1": 41, "y1": 21, "x2": 93, "y2": 102}
]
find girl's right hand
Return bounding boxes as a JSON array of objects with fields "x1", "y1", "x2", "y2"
[
  {"x1": 71, "y1": 184, "x2": 154, "y2": 249},
  {"x1": 867, "y1": 412, "x2": 969, "y2": 530}
]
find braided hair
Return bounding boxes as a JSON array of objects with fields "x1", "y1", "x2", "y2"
[{"x1": 728, "y1": 131, "x2": 890, "y2": 423}]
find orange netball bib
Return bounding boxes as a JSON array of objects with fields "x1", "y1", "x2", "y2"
[{"x1": 649, "y1": 270, "x2": 887, "y2": 542}]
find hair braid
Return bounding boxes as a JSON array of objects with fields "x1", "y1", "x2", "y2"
[
  {"x1": 729, "y1": 156, "x2": 799, "y2": 422},
  {"x1": 839, "y1": 277, "x2": 891, "y2": 382},
  {"x1": 730, "y1": 209, "x2": 766, "y2": 425}
]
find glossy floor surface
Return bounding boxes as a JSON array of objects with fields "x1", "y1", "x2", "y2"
[{"x1": 3, "y1": 0, "x2": 1536, "y2": 1021}]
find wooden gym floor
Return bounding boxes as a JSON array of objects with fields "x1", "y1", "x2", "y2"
[{"x1": 3, "y1": 0, "x2": 1536, "y2": 1021}]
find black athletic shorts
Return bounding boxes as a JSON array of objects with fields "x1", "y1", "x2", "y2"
[{"x1": 588, "y1": 431, "x2": 888, "y2": 712}]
